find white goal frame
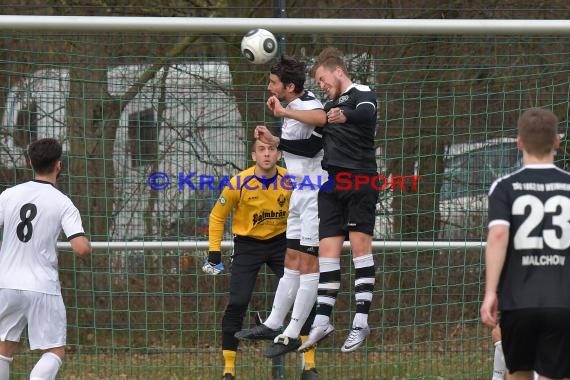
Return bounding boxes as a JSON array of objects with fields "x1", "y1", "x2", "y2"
[
  {"x1": 3, "y1": 15, "x2": 558, "y2": 251},
  {"x1": 0, "y1": 15, "x2": 569, "y2": 35}
]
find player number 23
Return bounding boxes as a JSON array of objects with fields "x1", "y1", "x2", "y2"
[{"x1": 513, "y1": 194, "x2": 570, "y2": 250}]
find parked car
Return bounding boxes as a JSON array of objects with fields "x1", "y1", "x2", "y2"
[
  {"x1": 373, "y1": 137, "x2": 522, "y2": 241},
  {"x1": 439, "y1": 138, "x2": 521, "y2": 240}
]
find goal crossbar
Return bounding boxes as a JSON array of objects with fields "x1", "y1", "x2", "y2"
[{"x1": 0, "y1": 15, "x2": 570, "y2": 35}]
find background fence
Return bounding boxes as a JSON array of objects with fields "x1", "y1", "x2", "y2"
[{"x1": 2, "y1": 2, "x2": 570, "y2": 379}]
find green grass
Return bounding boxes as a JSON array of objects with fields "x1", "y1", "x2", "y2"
[
  {"x1": 12, "y1": 251, "x2": 492, "y2": 379},
  {"x1": 11, "y1": 346, "x2": 492, "y2": 379}
]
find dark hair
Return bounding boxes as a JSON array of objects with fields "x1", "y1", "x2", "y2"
[
  {"x1": 269, "y1": 55, "x2": 306, "y2": 94},
  {"x1": 28, "y1": 138, "x2": 62, "y2": 174},
  {"x1": 517, "y1": 108, "x2": 558, "y2": 157},
  {"x1": 310, "y1": 47, "x2": 347, "y2": 77}
]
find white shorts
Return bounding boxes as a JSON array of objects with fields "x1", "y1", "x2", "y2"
[
  {"x1": 0, "y1": 288, "x2": 66, "y2": 350},
  {"x1": 286, "y1": 188, "x2": 319, "y2": 247}
]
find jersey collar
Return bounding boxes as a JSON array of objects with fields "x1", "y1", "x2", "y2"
[
  {"x1": 524, "y1": 163, "x2": 557, "y2": 169},
  {"x1": 32, "y1": 179, "x2": 56, "y2": 188},
  {"x1": 340, "y1": 83, "x2": 356, "y2": 96}
]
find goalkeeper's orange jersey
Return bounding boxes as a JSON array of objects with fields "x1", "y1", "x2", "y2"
[{"x1": 208, "y1": 165, "x2": 291, "y2": 251}]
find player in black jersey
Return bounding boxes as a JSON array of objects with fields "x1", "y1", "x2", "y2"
[
  {"x1": 480, "y1": 108, "x2": 570, "y2": 379},
  {"x1": 256, "y1": 47, "x2": 379, "y2": 353}
]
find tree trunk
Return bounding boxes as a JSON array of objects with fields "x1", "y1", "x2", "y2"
[{"x1": 66, "y1": 65, "x2": 119, "y2": 240}]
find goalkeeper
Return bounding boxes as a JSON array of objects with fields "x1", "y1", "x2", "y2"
[{"x1": 202, "y1": 138, "x2": 292, "y2": 380}]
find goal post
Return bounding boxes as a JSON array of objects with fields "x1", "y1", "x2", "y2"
[{"x1": 2, "y1": 15, "x2": 569, "y2": 379}]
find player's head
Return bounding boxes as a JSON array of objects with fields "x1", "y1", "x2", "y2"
[
  {"x1": 517, "y1": 108, "x2": 560, "y2": 159},
  {"x1": 251, "y1": 138, "x2": 280, "y2": 172},
  {"x1": 27, "y1": 138, "x2": 63, "y2": 176},
  {"x1": 310, "y1": 47, "x2": 349, "y2": 100},
  {"x1": 268, "y1": 55, "x2": 306, "y2": 100}
]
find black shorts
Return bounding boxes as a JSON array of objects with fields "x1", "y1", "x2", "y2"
[
  {"x1": 500, "y1": 308, "x2": 570, "y2": 378},
  {"x1": 228, "y1": 233, "x2": 286, "y2": 309},
  {"x1": 222, "y1": 233, "x2": 286, "y2": 351},
  {"x1": 287, "y1": 238, "x2": 319, "y2": 257},
  {"x1": 318, "y1": 172, "x2": 380, "y2": 239}
]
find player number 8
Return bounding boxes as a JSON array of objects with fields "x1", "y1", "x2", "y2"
[{"x1": 16, "y1": 203, "x2": 37, "y2": 243}]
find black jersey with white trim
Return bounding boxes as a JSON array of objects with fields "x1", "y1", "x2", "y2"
[
  {"x1": 321, "y1": 84, "x2": 377, "y2": 172},
  {"x1": 488, "y1": 164, "x2": 570, "y2": 310}
]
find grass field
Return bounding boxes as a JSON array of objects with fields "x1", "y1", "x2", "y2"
[
  {"x1": 11, "y1": 343, "x2": 492, "y2": 379},
  {"x1": 9, "y1": 249, "x2": 490, "y2": 379}
]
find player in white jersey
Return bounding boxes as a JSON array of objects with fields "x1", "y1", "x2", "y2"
[
  {"x1": 0, "y1": 138, "x2": 91, "y2": 380},
  {"x1": 235, "y1": 55, "x2": 326, "y2": 379}
]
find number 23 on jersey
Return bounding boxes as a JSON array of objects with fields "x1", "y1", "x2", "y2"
[{"x1": 513, "y1": 194, "x2": 570, "y2": 250}]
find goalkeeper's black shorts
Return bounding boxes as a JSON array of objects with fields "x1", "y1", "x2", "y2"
[{"x1": 228, "y1": 233, "x2": 286, "y2": 304}]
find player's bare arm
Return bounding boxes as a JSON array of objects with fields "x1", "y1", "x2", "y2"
[
  {"x1": 255, "y1": 125, "x2": 323, "y2": 158},
  {"x1": 255, "y1": 125, "x2": 279, "y2": 145},
  {"x1": 266, "y1": 95, "x2": 326, "y2": 126},
  {"x1": 480, "y1": 224, "x2": 509, "y2": 327}
]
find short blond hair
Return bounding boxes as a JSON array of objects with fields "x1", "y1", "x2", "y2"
[{"x1": 310, "y1": 47, "x2": 347, "y2": 77}]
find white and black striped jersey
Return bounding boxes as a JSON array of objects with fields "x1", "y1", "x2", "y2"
[
  {"x1": 488, "y1": 164, "x2": 570, "y2": 310},
  {"x1": 280, "y1": 91, "x2": 327, "y2": 183},
  {"x1": 0, "y1": 180, "x2": 85, "y2": 295}
]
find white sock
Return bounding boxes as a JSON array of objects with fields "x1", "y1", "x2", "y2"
[
  {"x1": 264, "y1": 268, "x2": 300, "y2": 329},
  {"x1": 283, "y1": 272, "x2": 319, "y2": 338},
  {"x1": 30, "y1": 352, "x2": 62, "y2": 380},
  {"x1": 0, "y1": 355, "x2": 12, "y2": 380},
  {"x1": 352, "y1": 313, "x2": 369, "y2": 328},
  {"x1": 313, "y1": 314, "x2": 329, "y2": 326},
  {"x1": 492, "y1": 341, "x2": 506, "y2": 380}
]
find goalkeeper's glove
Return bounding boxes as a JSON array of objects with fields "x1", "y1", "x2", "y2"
[{"x1": 202, "y1": 251, "x2": 224, "y2": 275}]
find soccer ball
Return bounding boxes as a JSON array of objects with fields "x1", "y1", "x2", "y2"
[{"x1": 241, "y1": 29, "x2": 278, "y2": 64}]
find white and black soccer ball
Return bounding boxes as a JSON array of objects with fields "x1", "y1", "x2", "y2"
[{"x1": 241, "y1": 29, "x2": 278, "y2": 64}]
